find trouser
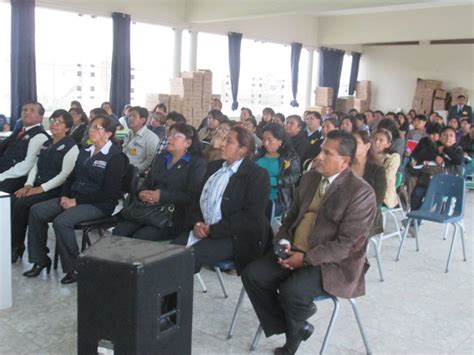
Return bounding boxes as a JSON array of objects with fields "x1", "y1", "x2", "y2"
[
  {"x1": 241, "y1": 252, "x2": 325, "y2": 338},
  {"x1": 28, "y1": 198, "x2": 105, "y2": 273},
  {"x1": 11, "y1": 189, "x2": 60, "y2": 249},
  {"x1": 173, "y1": 232, "x2": 234, "y2": 273},
  {"x1": 0, "y1": 176, "x2": 27, "y2": 194},
  {"x1": 112, "y1": 219, "x2": 172, "y2": 241}
]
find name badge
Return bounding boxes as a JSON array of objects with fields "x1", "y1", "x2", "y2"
[
  {"x1": 93, "y1": 160, "x2": 107, "y2": 169},
  {"x1": 129, "y1": 147, "x2": 138, "y2": 156},
  {"x1": 57, "y1": 144, "x2": 65, "y2": 151}
]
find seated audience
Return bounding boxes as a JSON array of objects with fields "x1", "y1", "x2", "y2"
[
  {"x1": 340, "y1": 115, "x2": 357, "y2": 133},
  {"x1": 0, "y1": 101, "x2": 49, "y2": 193},
  {"x1": 122, "y1": 106, "x2": 159, "y2": 175},
  {"x1": 70, "y1": 100, "x2": 82, "y2": 110},
  {"x1": 352, "y1": 130, "x2": 387, "y2": 236},
  {"x1": 285, "y1": 115, "x2": 310, "y2": 164},
  {"x1": 256, "y1": 123, "x2": 300, "y2": 217},
  {"x1": 81, "y1": 108, "x2": 109, "y2": 146},
  {"x1": 378, "y1": 118, "x2": 405, "y2": 158},
  {"x1": 448, "y1": 94, "x2": 472, "y2": 122},
  {"x1": 204, "y1": 121, "x2": 233, "y2": 161},
  {"x1": 240, "y1": 107, "x2": 253, "y2": 122},
  {"x1": 304, "y1": 111, "x2": 323, "y2": 142},
  {"x1": 101, "y1": 101, "x2": 119, "y2": 123},
  {"x1": 303, "y1": 117, "x2": 339, "y2": 170},
  {"x1": 198, "y1": 109, "x2": 225, "y2": 143},
  {"x1": 256, "y1": 107, "x2": 275, "y2": 139},
  {"x1": 68, "y1": 107, "x2": 89, "y2": 145},
  {"x1": 407, "y1": 109, "x2": 417, "y2": 126},
  {"x1": 156, "y1": 112, "x2": 187, "y2": 155},
  {"x1": 24, "y1": 115, "x2": 128, "y2": 284},
  {"x1": 365, "y1": 110, "x2": 379, "y2": 133},
  {"x1": 348, "y1": 108, "x2": 358, "y2": 117},
  {"x1": 0, "y1": 113, "x2": 9, "y2": 131},
  {"x1": 459, "y1": 125, "x2": 474, "y2": 178},
  {"x1": 241, "y1": 131, "x2": 377, "y2": 355},
  {"x1": 372, "y1": 129, "x2": 401, "y2": 208},
  {"x1": 447, "y1": 117, "x2": 463, "y2": 142},
  {"x1": 322, "y1": 106, "x2": 334, "y2": 120},
  {"x1": 174, "y1": 126, "x2": 270, "y2": 274},
  {"x1": 149, "y1": 111, "x2": 167, "y2": 141},
  {"x1": 411, "y1": 126, "x2": 464, "y2": 213},
  {"x1": 113, "y1": 123, "x2": 206, "y2": 241},
  {"x1": 11, "y1": 110, "x2": 79, "y2": 263},
  {"x1": 241, "y1": 117, "x2": 263, "y2": 151},
  {"x1": 354, "y1": 113, "x2": 369, "y2": 132},
  {"x1": 406, "y1": 115, "x2": 428, "y2": 154},
  {"x1": 198, "y1": 98, "x2": 222, "y2": 130},
  {"x1": 460, "y1": 118, "x2": 471, "y2": 136},
  {"x1": 118, "y1": 104, "x2": 132, "y2": 129},
  {"x1": 395, "y1": 112, "x2": 410, "y2": 138},
  {"x1": 273, "y1": 113, "x2": 286, "y2": 126}
]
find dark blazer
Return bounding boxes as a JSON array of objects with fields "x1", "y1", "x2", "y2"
[
  {"x1": 362, "y1": 162, "x2": 387, "y2": 236},
  {"x1": 276, "y1": 168, "x2": 377, "y2": 298},
  {"x1": 189, "y1": 157, "x2": 271, "y2": 273},
  {"x1": 290, "y1": 130, "x2": 310, "y2": 165},
  {"x1": 448, "y1": 104, "x2": 472, "y2": 122}
]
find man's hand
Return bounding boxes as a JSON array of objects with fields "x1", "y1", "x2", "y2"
[
  {"x1": 278, "y1": 250, "x2": 305, "y2": 270},
  {"x1": 193, "y1": 222, "x2": 210, "y2": 239},
  {"x1": 25, "y1": 186, "x2": 44, "y2": 196},
  {"x1": 60, "y1": 197, "x2": 76, "y2": 209},
  {"x1": 15, "y1": 185, "x2": 32, "y2": 198}
]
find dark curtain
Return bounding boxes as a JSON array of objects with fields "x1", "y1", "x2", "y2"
[
  {"x1": 11, "y1": 0, "x2": 37, "y2": 128},
  {"x1": 228, "y1": 32, "x2": 243, "y2": 111},
  {"x1": 290, "y1": 42, "x2": 302, "y2": 107},
  {"x1": 110, "y1": 12, "x2": 131, "y2": 116},
  {"x1": 318, "y1": 47, "x2": 345, "y2": 107},
  {"x1": 348, "y1": 52, "x2": 361, "y2": 96}
]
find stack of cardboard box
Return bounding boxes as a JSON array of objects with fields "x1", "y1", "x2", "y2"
[
  {"x1": 412, "y1": 79, "x2": 442, "y2": 114},
  {"x1": 355, "y1": 80, "x2": 371, "y2": 111},
  {"x1": 335, "y1": 96, "x2": 355, "y2": 112},
  {"x1": 314, "y1": 87, "x2": 334, "y2": 107},
  {"x1": 433, "y1": 89, "x2": 447, "y2": 111}
]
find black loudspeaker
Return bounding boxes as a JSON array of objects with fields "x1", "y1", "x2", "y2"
[{"x1": 77, "y1": 236, "x2": 194, "y2": 355}]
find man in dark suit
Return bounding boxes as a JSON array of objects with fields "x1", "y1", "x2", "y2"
[
  {"x1": 242, "y1": 130, "x2": 377, "y2": 355},
  {"x1": 448, "y1": 95, "x2": 472, "y2": 123}
]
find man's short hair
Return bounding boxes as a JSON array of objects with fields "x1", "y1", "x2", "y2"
[
  {"x1": 166, "y1": 111, "x2": 186, "y2": 124},
  {"x1": 306, "y1": 111, "x2": 322, "y2": 121},
  {"x1": 326, "y1": 130, "x2": 357, "y2": 165},
  {"x1": 457, "y1": 95, "x2": 466, "y2": 100},
  {"x1": 286, "y1": 114, "x2": 303, "y2": 128},
  {"x1": 23, "y1": 101, "x2": 45, "y2": 116},
  {"x1": 426, "y1": 123, "x2": 442, "y2": 135},
  {"x1": 461, "y1": 118, "x2": 471, "y2": 125},
  {"x1": 374, "y1": 110, "x2": 384, "y2": 116},
  {"x1": 415, "y1": 114, "x2": 428, "y2": 122},
  {"x1": 129, "y1": 106, "x2": 148, "y2": 120}
]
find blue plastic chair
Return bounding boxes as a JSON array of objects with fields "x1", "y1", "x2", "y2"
[
  {"x1": 248, "y1": 293, "x2": 372, "y2": 354},
  {"x1": 396, "y1": 174, "x2": 467, "y2": 272}
]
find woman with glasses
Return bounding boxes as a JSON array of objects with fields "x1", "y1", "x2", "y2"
[
  {"x1": 198, "y1": 109, "x2": 225, "y2": 143},
  {"x1": 11, "y1": 109, "x2": 79, "y2": 263},
  {"x1": 24, "y1": 115, "x2": 128, "y2": 284},
  {"x1": 113, "y1": 123, "x2": 206, "y2": 242},
  {"x1": 256, "y1": 123, "x2": 300, "y2": 217},
  {"x1": 68, "y1": 107, "x2": 89, "y2": 145}
]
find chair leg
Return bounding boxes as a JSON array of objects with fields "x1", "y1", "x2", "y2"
[
  {"x1": 388, "y1": 210, "x2": 402, "y2": 242},
  {"x1": 320, "y1": 296, "x2": 340, "y2": 355},
  {"x1": 214, "y1": 266, "x2": 228, "y2": 298},
  {"x1": 396, "y1": 218, "x2": 411, "y2": 261},
  {"x1": 443, "y1": 224, "x2": 449, "y2": 241},
  {"x1": 348, "y1": 299, "x2": 372, "y2": 355},
  {"x1": 195, "y1": 273, "x2": 207, "y2": 293},
  {"x1": 81, "y1": 229, "x2": 91, "y2": 252},
  {"x1": 445, "y1": 223, "x2": 458, "y2": 273},
  {"x1": 413, "y1": 219, "x2": 420, "y2": 252},
  {"x1": 227, "y1": 286, "x2": 246, "y2": 339},
  {"x1": 250, "y1": 325, "x2": 263, "y2": 352},
  {"x1": 53, "y1": 240, "x2": 59, "y2": 270},
  {"x1": 458, "y1": 222, "x2": 467, "y2": 262},
  {"x1": 370, "y1": 238, "x2": 384, "y2": 282}
]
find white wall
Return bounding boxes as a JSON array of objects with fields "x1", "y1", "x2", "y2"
[
  {"x1": 358, "y1": 43, "x2": 474, "y2": 112},
  {"x1": 319, "y1": 5, "x2": 474, "y2": 45}
]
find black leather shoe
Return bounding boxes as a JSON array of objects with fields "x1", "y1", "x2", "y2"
[
  {"x1": 11, "y1": 245, "x2": 25, "y2": 263},
  {"x1": 61, "y1": 272, "x2": 78, "y2": 284},
  {"x1": 23, "y1": 257, "x2": 52, "y2": 277},
  {"x1": 274, "y1": 321, "x2": 314, "y2": 355}
]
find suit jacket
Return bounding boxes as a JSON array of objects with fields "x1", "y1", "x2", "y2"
[
  {"x1": 448, "y1": 105, "x2": 472, "y2": 122},
  {"x1": 276, "y1": 168, "x2": 377, "y2": 298},
  {"x1": 189, "y1": 157, "x2": 271, "y2": 273}
]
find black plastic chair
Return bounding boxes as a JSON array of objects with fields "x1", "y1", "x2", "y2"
[{"x1": 53, "y1": 164, "x2": 139, "y2": 270}]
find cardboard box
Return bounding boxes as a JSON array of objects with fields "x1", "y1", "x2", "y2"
[
  {"x1": 145, "y1": 94, "x2": 159, "y2": 111},
  {"x1": 335, "y1": 97, "x2": 354, "y2": 113},
  {"x1": 434, "y1": 90, "x2": 447, "y2": 99},
  {"x1": 416, "y1": 78, "x2": 443, "y2": 90},
  {"x1": 353, "y1": 98, "x2": 368, "y2": 113},
  {"x1": 170, "y1": 78, "x2": 193, "y2": 96},
  {"x1": 314, "y1": 87, "x2": 334, "y2": 107},
  {"x1": 305, "y1": 105, "x2": 327, "y2": 115},
  {"x1": 433, "y1": 99, "x2": 446, "y2": 111}
]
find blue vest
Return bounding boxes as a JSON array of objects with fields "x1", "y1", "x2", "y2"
[
  {"x1": 34, "y1": 137, "x2": 77, "y2": 188},
  {"x1": 70, "y1": 143, "x2": 122, "y2": 197},
  {"x1": 0, "y1": 126, "x2": 49, "y2": 173}
]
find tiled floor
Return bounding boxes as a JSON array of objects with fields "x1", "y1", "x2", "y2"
[{"x1": 1, "y1": 193, "x2": 473, "y2": 354}]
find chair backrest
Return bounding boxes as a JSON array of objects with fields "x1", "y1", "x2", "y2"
[
  {"x1": 395, "y1": 171, "x2": 404, "y2": 189},
  {"x1": 420, "y1": 174, "x2": 465, "y2": 218},
  {"x1": 122, "y1": 164, "x2": 139, "y2": 195}
]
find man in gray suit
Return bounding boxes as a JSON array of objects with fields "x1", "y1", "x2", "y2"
[
  {"x1": 242, "y1": 130, "x2": 377, "y2": 355},
  {"x1": 448, "y1": 95, "x2": 472, "y2": 123}
]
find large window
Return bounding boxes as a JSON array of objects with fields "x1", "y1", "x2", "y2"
[
  {"x1": 338, "y1": 54, "x2": 353, "y2": 97},
  {"x1": 130, "y1": 22, "x2": 174, "y2": 107},
  {"x1": 0, "y1": 2, "x2": 11, "y2": 118},
  {"x1": 36, "y1": 8, "x2": 112, "y2": 114}
]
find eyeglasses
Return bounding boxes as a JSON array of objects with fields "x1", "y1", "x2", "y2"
[
  {"x1": 89, "y1": 124, "x2": 105, "y2": 131},
  {"x1": 168, "y1": 132, "x2": 187, "y2": 140},
  {"x1": 49, "y1": 118, "x2": 66, "y2": 125}
]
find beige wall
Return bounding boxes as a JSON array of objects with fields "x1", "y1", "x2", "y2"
[
  {"x1": 319, "y1": 5, "x2": 474, "y2": 45},
  {"x1": 357, "y1": 43, "x2": 474, "y2": 112}
]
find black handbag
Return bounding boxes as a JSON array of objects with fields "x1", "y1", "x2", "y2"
[{"x1": 121, "y1": 198, "x2": 175, "y2": 229}]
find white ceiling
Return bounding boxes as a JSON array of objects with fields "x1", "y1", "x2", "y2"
[{"x1": 34, "y1": 0, "x2": 473, "y2": 26}]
